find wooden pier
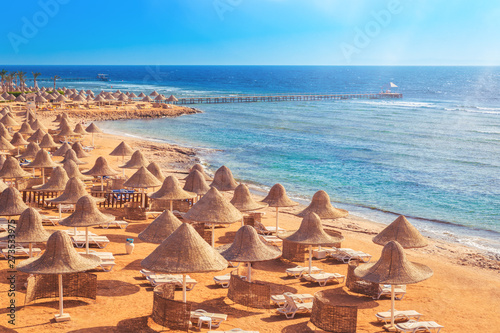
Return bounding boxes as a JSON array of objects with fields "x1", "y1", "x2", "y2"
[{"x1": 172, "y1": 92, "x2": 402, "y2": 105}]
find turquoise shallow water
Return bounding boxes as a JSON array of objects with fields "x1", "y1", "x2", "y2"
[{"x1": 11, "y1": 65, "x2": 498, "y2": 253}]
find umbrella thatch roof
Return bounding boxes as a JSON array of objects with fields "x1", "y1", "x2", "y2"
[
  {"x1": 219, "y1": 225, "x2": 281, "y2": 262},
  {"x1": 19, "y1": 122, "x2": 34, "y2": 134},
  {"x1": 138, "y1": 210, "x2": 182, "y2": 244},
  {"x1": 123, "y1": 166, "x2": 162, "y2": 189},
  {"x1": 27, "y1": 128, "x2": 46, "y2": 142},
  {"x1": 183, "y1": 169, "x2": 210, "y2": 195},
  {"x1": 141, "y1": 223, "x2": 228, "y2": 274},
  {"x1": 138, "y1": 92, "x2": 146, "y2": 98},
  {"x1": 354, "y1": 241, "x2": 433, "y2": 285},
  {"x1": 39, "y1": 133, "x2": 58, "y2": 149},
  {"x1": 146, "y1": 162, "x2": 165, "y2": 182},
  {"x1": 32, "y1": 166, "x2": 69, "y2": 191},
  {"x1": 59, "y1": 195, "x2": 114, "y2": 227},
  {"x1": 60, "y1": 149, "x2": 87, "y2": 165},
  {"x1": 0, "y1": 187, "x2": 29, "y2": 216},
  {"x1": 185, "y1": 163, "x2": 212, "y2": 181},
  {"x1": 47, "y1": 177, "x2": 104, "y2": 204},
  {"x1": 150, "y1": 91, "x2": 159, "y2": 97},
  {"x1": 0, "y1": 114, "x2": 19, "y2": 127},
  {"x1": 18, "y1": 141, "x2": 40, "y2": 159},
  {"x1": 210, "y1": 165, "x2": 238, "y2": 191},
  {"x1": 73, "y1": 123, "x2": 88, "y2": 135},
  {"x1": 148, "y1": 176, "x2": 196, "y2": 200},
  {"x1": 109, "y1": 141, "x2": 134, "y2": 157},
  {"x1": 30, "y1": 119, "x2": 48, "y2": 132},
  {"x1": 167, "y1": 95, "x2": 178, "y2": 102},
  {"x1": 279, "y1": 212, "x2": 344, "y2": 245},
  {"x1": 0, "y1": 208, "x2": 51, "y2": 243},
  {"x1": 85, "y1": 123, "x2": 102, "y2": 134},
  {"x1": 297, "y1": 190, "x2": 348, "y2": 219},
  {"x1": 0, "y1": 124, "x2": 13, "y2": 140},
  {"x1": 10, "y1": 132, "x2": 29, "y2": 146},
  {"x1": 0, "y1": 156, "x2": 31, "y2": 178},
  {"x1": 16, "y1": 231, "x2": 101, "y2": 274},
  {"x1": 63, "y1": 160, "x2": 93, "y2": 181},
  {"x1": 27, "y1": 149, "x2": 57, "y2": 168},
  {"x1": 58, "y1": 125, "x2": 77, "y2": 137},
  {"x1": 0, "y1": 136, "x2": 15, "y2": 150},
  {"x1": 83, "y1": 156, "x2": 118, "y2": 176},
  {"x1": 0, "y1": 179, "x2": 8, "y2": 192},
  {"x1": 372, "y1": 215, "x2": 428, "y2": 249},
  {"x1": 230, "y1": 184, "x2": 268, "y2": 212},
  {"x1": 71, "y1": 141, "x2": 91, "y2": 158},
  {"x1": 262, "y1": 183, "x2": 298, "y2": 207},
  {"x1": 142, "y1": 96, "x2": 153, "y2": 102},
  {"x1": 183, "y1": 187, "x2": 242, "y2": 224},
  {"x1": 52, "y1": 142, "x2": 72, "y2": 157},
  {"x1": 119, "y1": 150, "x2": 149, "y2": 169}
]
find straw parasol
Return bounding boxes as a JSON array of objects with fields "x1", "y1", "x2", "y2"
[
  {"x1": 0, "y1": 156, "x2": 31, "y2": 180},
  {"x1": 60, "y1": 149, "x2": 87, "y2": 165},
  {"x1": 142, "y1": 96, "x2": 153, "y2": 102},
  {"x1": 150, "y1": 91, "x2": 159, "y2": 97},
  {"x1": 167, "y1": 95, "x2": 178, "y2": 102},
  {"x1": 30, "y1": 119, "x2": 48, "y2": 132},
  {"x1": 148, "y1": 175, "x2": 196, "y2": 211},
  {"x1": 71, "y1": 141, "x2": 91, "y2": 158},
  {"x1": 83, "y1": 156, "x2": 118, "y2": 191},
  {"x1": 57, "y1": 117, "x2": 71, "y2": 130},
  {"x1": 355, "y1": 241, "x2": 433, "y2": 330},
  {"x1": 58, "y1": 124, "x2": 78, "y2": 138},
  {"x1": 230, "y1": 184, "x2": 268, "y2": 226},
  {"x1": 262, "y1": 183, "x2": 298, "y2": 235},
  {"x1": 184, "y1": 187, "x2": 242, "y2": 247},
  {"x1": 10, "y1": 132, "x2": 29, "y2": 155},
  {"x1": 16, "y1": 231, "x2": 100, "y2": 322},
  {"x1": 142, "y1": 223, "x2": 228, "y2": 302},
  {"x1": 110, "y1": 141, "x2": 134, "y2": 176},
  {"x1": 0, "y1": 179, "x2": 7, "y2": 193},
  {"x1": 63, "y1": 159, "x2": 93, "y2": 181},
  {"x1": 27, "y1": 149, "x2": 58, "y2": 184},
  {"x1": 32, "y1": 166, "x2": 69, "y2": 192},
  {"x1": 19, "y1": 122, "x2": 35, "y2": 135},
  {"x1": 138, "y1": 92, "x2": 146, "y2": 98},
  {"x1": 146, "y1": 162, "x2": 165, "y2": 182},
  {"x1": 138, "y1": 210, "x2": 182, "y2": 244},
  {"x1": 27, "y1": 128, "x2": 46, "y2": 143},
  {"x1": 85, "y1": 123, "x2": 102, "y2": 147},
  {"x1": 0, "y1": 207, "x2": 51, "y2": 257},
  {"x1": 0, "y1": 123, "x2": 13, "y2": 140},
  {"x1": 183, "y1": 169, "x2": 210, "y2": 197},
  {"x1": 119, "y1": 150, "x2": 149, "y2": 169},
  {"x1": 372, "y1": 215, "x2": 428, "y2": 249},
  {"x1": 0, "y1": 155, "x2": 5, "y2": 169},
  {"x1": 52, "y1": 142, "x2": 72, "y2": 157},
  {"x1": 184, "y1": 163, "x2": 212, "y2": 181},
  {"x1": 0, "y1": 187, "x2": 29, "y2": 219},
  {"x1": 210, "y1": 165, "x2": 238, "y2": 191},
  {"x1": 39, "y1": 133, "x2": 58, "y2": 150},
  {"x1": 59, "y1": 195, "x2": 114, "y2": 254},
  {"x1": 73, "y1": 123, "x2": 87, "y2": 136},
  {"x1": 123, "y1": 166, "x2": 162, "y2": 206},
  {"x1": 0, "y1": 136, "x2": 15, "y2": 151},
  {"x1": 297, "y1": 190, "x2": 348, "y2": 219},
  {"x1": 219, "y1": 225, "x2": 281, "y2": 282},
  {"x1": 0, "y1": 113, "x2": 19, "y2": 127},
  {"x1": 18, "y1": 141, "x2": 40, "y2": 159}
]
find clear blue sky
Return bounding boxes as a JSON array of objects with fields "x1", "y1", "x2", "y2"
[{"x1": 0, "y1": 0, "x2": 498, "y2": 65}]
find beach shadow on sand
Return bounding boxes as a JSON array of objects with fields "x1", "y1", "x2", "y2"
[
  {"x1": 218, "y1": 230, "x2": 238, "y2": 243},
  {"x1": 97, "y1": 279, "x2": 140, "y2": 297},
  {"x1": 119, "y1": 222, "x2": 150, "y2": 234},
  {"x1": 120, "y1": 258, "x2": 143, "y2": 271}
]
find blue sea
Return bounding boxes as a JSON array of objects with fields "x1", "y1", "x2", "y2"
[{"x1": 7, "y1": 65, "x2": 500, "y2": 254}]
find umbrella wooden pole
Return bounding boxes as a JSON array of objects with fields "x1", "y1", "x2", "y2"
[
  {"x1": 391, "y1": 285, "x2": 395, "y2": 328},
  {"x1": 85, "y1": 227, "x2": 89, "y2": 255},
  {"x1": 170, "y1": 200, "x2": 173, "y2": 212},
  {"x1": 29, "y1": 243, "x2": 32, "y2": 258},
  {"x1": 182, "y1": 274, "x2": 187, "y2": 303},
  {"x1": 42, "y1": 168, "x2": 45, "y2": 184},
  {"x1": 275, "y1": 207, "x2": 279, "y2": 235},
  {"x1": 100, "y1": 177, "x2": 104, "y2": 191},
  {"x1": 247, "y1": 262, "x2": 252, "y2": 282},
  {"x1": 58, "y1": 204, "x2": 62, "y2": 219},
  {"x1": 308, "y1": 245, "x2": 313, "y2": 274},
  {"x1": 55, "y1": 274, "x2": 70, "y2": 321},
  {"x1": 241, "y1": 217, "x2": 244, "y2": 227},
  {"x1": 211, "y1": 224, "x2": 215, "y2": 247}
]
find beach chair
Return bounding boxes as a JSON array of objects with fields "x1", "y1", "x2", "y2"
[
  {"x1": 0, "y1": 223, "x2": 8, "y2": 232},
  {"x1": 145, "y1": 211, "x2": 163, "y2": 219},
  {"x1": 71, "y1": 235, "x2": 110, "y2": 249},
  {"x1": 302, "y1": 272, "x2": 345, "y2": 286},
  {"x1": 271, "y1": 292, "x2": 314, "y2": 308},
  {"x1": 63, "y1": 229, "x2": 97, "y2": 237},
  {"x1": 99, "y1": 220, "x2": 129, "y2": 230},
  {"x1": 395, "y1": 320, "x2": 444, "y2": 333},
  {"x1": 277, "y1": 294, "x2": 314, "y2": 319},
  {"x1": 79, "y1": 251, "x2": 115, "y2": 272},
  {"x1": 285, "y1": 265, "x2": 323, "y2": 278},
  {"x1": 147, "y1": 274, "x2": 198, "y2": 290},
  {"x1": 259, "y1": 235, "x2": 283, "y2": 246},
  {"x1": 374, "y1": 284, "x2": 407, "y2": 300},
  {"x1": 41, "y1": 215, "x2": 60, "y2": 226},
  {"x1": 190, "y1": 309, "x2": 228, "y2": 328},
  {"x1": 1, "y1": 246, "x2": 42, "y2": 259},
  {"x1": 326, "y1": 247, "x2": 372, "y2": 264},
  {"x1": 375, "y1": 310, "x2": 423, "y2": 324},
  {"x1": 213, "y1": 273, "x2": 246, "y2": 288},
  {"x1": 60, "y1": 204, "x2": 75, "y2": 213}
]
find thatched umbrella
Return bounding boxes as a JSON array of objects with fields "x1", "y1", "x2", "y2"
[
  {"x1": 167, "y1": 95, "x2": 178, "y2": 103},
  {"x1": 149, "y1": 91, "x2": 159, "y2": 97},
  {"x1": 16, "y1": 231, "x2": 100, "y2": 322},
  {"x1": 138, "y1": 92, "x2": 146, "y2": 98},
  {"x1": 148, "y1": 175, "x2": 196, "y2": 211},
  {"x1": 60, "y1": 149, "x2": 87, "y2": 165},
  {"x1": 0, "y1": 187, "x2": 29, "y2": 220},
  {"x1": 0, "y1": 156, "x2": 31, "y2": 184},
  {"x1": 297, "y1": 190, "x2": 348, "y2": 219},
  {"x1": 142, "y1": 96, "x2": 153, "y2": 102},
  {"x1": 0, "y1": 136, "x2": 15, "y2": 152},
  {"x1": 183, "y1": 169, "x2": 210, "y2": 198},
  {"x1": 73, "y1": 123, "x2": 87, "y2": 136},
  {"x1": 138, "y1": 210, "x2": 182, "y2": 244},
  {"x1": 63, "y1": 160, "x2": 93, "y2": 181},
  {"x1": 0, "y1": 155, "x2": 5, "y2": 170},
  {"x1": 0, "y1": 113, "x2": 19, "y2": 127},
  {"x1": 219, "y1": 225, "x2": 281, "y2": 282},
  {"x1": 119, "y1": 150, "x2": 149, "y2": 169},
  {"x1": 71, "y1": 141, "x2": 91, "y2": 158},
  {"x1": 59, "y1": 195, "x2": 114, "y2": 254},
  {"x1": 27, "y1": 128, "x2": 46, "y2": 143},
  {"x1": 372, "y1": 215, "x2": 428, "y2": 249},
  {"x1": 110, "y1": 141, "x2": 134, "y2": 176},
  {"x1": 279, "y1": 212, "x2": 344, "y2": 274},
  {"x1": 262, "y1": 183, "x2": 298, "y2": 234},
  {"x1": 32, "y1": 166, "x2": 69, "y2": 192},
  {"x1": 57, "y1": 117, "x2": 71, "y2": 131},
  {"x1": 230, "y1": 184, "x2": 268, "y2": 226},
  {"x1": 146, "y1": 162, "x2": 165, "y2": 182},
  {"x1": 52, "y1": 142, "x2": 72, "y2": 157},
  {"x1": 0, "y1": 123, "x2": 13, "y2": 140},
  {"x1": 142, "y1": 223, "x2": 228, "y2": 302},
  {"x1": 210, "y1": 165, "x2": 238, "y2": 191},
  {"x1": 58, "y1": 124, "x2": 78, "y2": 140},
  {"x1": 10, "y1": 132, "x2": 29, "y2": 155},
  {"x1": 18, "y1": 122, "x2": 34, "y2": 135},
  {"x1": 85, "y1": 123, "x2": 102, "y2": 147},
  {"x1": 18, "y1": 141, "x2": 40, "y2": 161},
  {"x1": 30, "y1": 119, "x2": 48, "y2": 132},
  {"x1": 184, "y1": 187, "x2": 242, "y2": 247},
  {"x1": 39, "y1": 133, "x2": 58, "y2": 150},
  {"x1": 123, "y1": 166, "x2": 162, "y2": 206},
  {"x1": 0, "y1": 207, "x2": 51, "y2": 257},
  {"x1": 184, "y1": 163, "x2": 212, "y2": 181},
  {"x1": 26, "y1": 149, "x2": 58, "y2": 184},
  {"x1": 0, "y1": 179, "x2": 8, "y2": 193},
  {"x1": 355, "y1": 241, "x2": 433, "y2": 330},
  {"x1": 83, "y1": 156, "x2": 118, "y2": 191}
]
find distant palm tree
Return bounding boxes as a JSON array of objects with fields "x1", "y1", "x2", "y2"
[
  {"x1": 6, "y1": 73, "x2": 14, "y2": 92},
  {"x1": 32, "y1": 72, "x2": 41, "y2": 90},
  {"x1": 18, "y1": 71, "x2": 27, "y2": 92},
  {"x1": 52, "y1": 75, "x2": 60, "y2": 92},
  {"x1": 0, "y1": 70, "x2": 7, "y2": 92}
]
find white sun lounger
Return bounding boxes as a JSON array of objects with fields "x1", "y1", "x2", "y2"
[
  {"x1": 147, "y1": 274, "x2": 198, "y2": 290},
  {"x1": 277, "y1": 294, "x2": 314, "y2": 319},
  {"x1": 145, "y1": 211, "x2": 163, "y2": 219},
  {"x1": 79, "y1": 251, "x2": 115, "y2": 272},
  {"x1": 63, "y1": 229, "x2": 98, "y2": 237},
  {"x1": 395, "y1": 320, "x2": 444, "y2": 333},
  {"x1": 302, "y1": 272, "x2": 345, "y2": 286},
  {"x1": 374, "y1": 284, "x2": 407, "y2": 300},
  {"x1": 2, "y1": 246, "x2": 42, "y2": 259},
  {"x1": 99, "y1": 220, "x2": 129, "y2": 229},
  {"x1": 0, "y1": 223, "x2": 8, "y2": 232},
  {"x1": 190, "y1": 309, "x2": 228, "y2": 328},
  {"x1": 271, "y1": 292, "x2": 314, "y2": 308},
  {"x1": 326, "y1": 247, "x2": 372, "y2": 263},
  {"x1": 213, "y1": 273, "x2": 246, "y2": 288},
  {"x1": 376, "y1": 310, "x2": 423, "y2": 324},
  {"x1": 71, "y1": 235, "x2": 110, "y2": 249},
  {"x1": 285, "y1": 265, "x2": 323, "y2": 278},
  {"x1": 41, "y1": 215, "x2": 60, "y2": 226},
  {"x1": 260, "y1": 235, "x2": 283, "y2": 246}
]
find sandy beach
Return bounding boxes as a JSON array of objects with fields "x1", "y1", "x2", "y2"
[{"x1": 0, "y1": 108, "x2": 499, "y2": 333}]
